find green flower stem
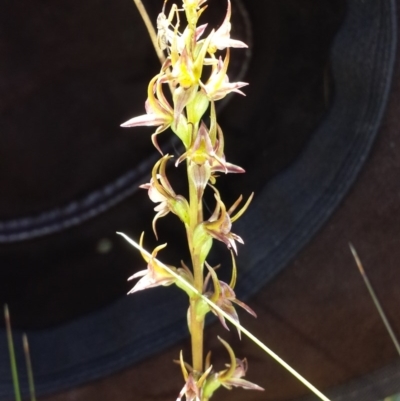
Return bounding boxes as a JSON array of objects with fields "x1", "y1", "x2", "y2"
[
  {"x1": 190, "y1": 298, "x2": 204, "y2": 373},
  {"x1": 187, "y1": 158, "x2": 205, "y2": 373}
]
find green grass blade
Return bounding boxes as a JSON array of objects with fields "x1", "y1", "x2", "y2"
[
  {"x1": 118, "y1": 232, "x2": 331, "y2": 401},
  {"x1": 350, "y1": 244, "x2": 400, "y2": 357},
  {"x1": 4, "y1": 305, "x2": 22, "y2": 401},
  {"x1": 132, "y1": 0, "x2": 166, "y2": 66},
  {"x1": 23, "y1": 334, "x2": 36, "y2": 401}
]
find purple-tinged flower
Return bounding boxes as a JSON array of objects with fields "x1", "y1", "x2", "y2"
[
  {"x1": 172, "y1": 23, "x2": 208, "y2": 55},
  {"x1": 140, "y1": 155, "x2": 190, "y2": 238},
  {"x1": 201, "y1": 50, "x2": 248, "y2": 101},
  {"x1": 171, "y1": 47, "x2": 197, "y2": 89},
  {"x1": 175, "y1": 112, "x2": 244, "y2": 190},
  {"x1": 128, "y1": 234, "x2": 194, "y2": 295},
  {"x1": 208, "y1": 102, "x2": 245, "y2": 175},
  {"x1": 168, "y1": 26, "x2": 211, "y2": 86},
  {"x1": 172, "y1": 28, "x2": 211, "y2": 84},
  {"x1": 204, "y1": 258, "x2": 256, "y2": 337},
  {"x1": 175, "y1": 117, "x2": 244, "y2": 199},
  {"x1": 177, "y1": 374, "x2": 201, "y2": 401},
  {"x1": 121, "y1": 74, "x2": 173, "y2": 154},
  {"x1": 127, "y1": 233, "x2": 177, "y2": 294},
  {"x1": 203, "y1": 187, "x2": 253, "y2": 254},
  {"x1": 203, "y1": 338, "x2": 264, "y2": 396},
  {"x1": 209, "y1": 0, "x2": 248, "y2": 52},
  {"x1": 177, "y1": 351, "x2": 212, "y2": 401},
  {"x1": 176, "y1": 122, "x2": 215, "y2": 166},
  {"x1": 217, "y1": 337, "x2": 264, "y2": 391}
]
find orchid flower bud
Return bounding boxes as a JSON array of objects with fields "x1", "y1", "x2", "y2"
[{"x1": 192, "y1": 223, "x2": 213, "y2": 267}]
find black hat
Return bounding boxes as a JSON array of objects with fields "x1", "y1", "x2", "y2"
[{"x1": 1, "y1": 0, "x2": 399, "y2": 400}]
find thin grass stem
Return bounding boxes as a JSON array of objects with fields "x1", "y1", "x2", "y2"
[
  {"x1": 117, "y1": 232, "x2": 331, "y2": 401},
  {"x1": 23, "y1": 334, "x2": 37, "y2": 401},
  {"x1": 349, "y1": 244, "x2": 400, "y2": 357},
  {"x1": 132, "y1": 0, "x2": 166, "y2": 66},
  {"x1": 4, "y1": 305, "x2": 22, "y2": 401}
]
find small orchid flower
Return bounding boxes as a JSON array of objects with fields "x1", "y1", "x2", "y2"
[
  {"x1": 208, "y1": 102, "x2": 245, "y2": 175},
  {"x1": 169, "y1": 28, "x2": 211, "y2": 84},
  {"x1": 215, "y1": 337, "x2": 264, "y2": 391},
  {"x1": 204, "y1": 257, "x2": 256, "y2": 337},
  {"x1": 174, "y1": 122, "x2": 215, "y2": 199},
  {"x1": 140, "y1": 155, "x2": 190, "y2": 238},
  {"x1": 128, "y1": 233, "x2": 177, "y2": 293},
  {"x1": 202, "y1": 49, "x2": 248, "y2": 101},
  {"x1": 208, "y1": 0, "x2": 248, "y2": 52},
  {"x1": 121, "y1": 74, "x2": 173, "y2": 153},
  {"x1": 177, "y1": 374, "x2": 201, "y2": 401},
  {"x1": 174, "y1": 23, "x2": 208, "y2": 55},
  {"x1": 128, "y1": 233, "x2": 194, "y2": 295},
  {"x1": 173, "y1": 123, "x2": 212, "y2": 193},
  {"x1": 202, "y1": 338, "x2": 264, "y2": 399},
  {"x1": 203, "y1": 186, "x2": 253, "y2": 254},
  {"x1": 167, "y1": 48, "x2": 200, "y2": 128},
  {"x1": 175, "y1": 116, "x2": 244, "y2": 195},
  {"x1": 168, "y1": 34, "x2": 213, "y2": 125},
  {"x1": 177, "y1": 351, "x2": 212, "y2": 401},
  {"x1": 176, "y1": 122, "x2": 220, "y2": 166},
  {"x1": 171, "y1": 47, "x2": 197, "y2": 89}
]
